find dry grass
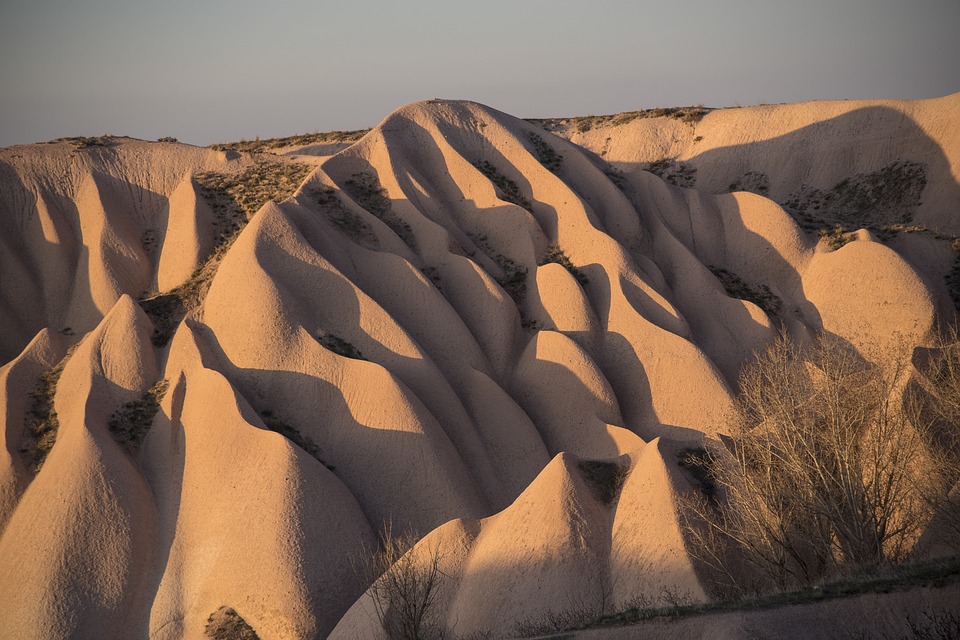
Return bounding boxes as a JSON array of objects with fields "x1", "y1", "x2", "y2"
[
  {"x1": 644, "y1": 158, "x2": 697, "y2": 188},
  {"x1": 204, "y1": 606, "x2": 260, "y2": 640},
  {"x1": 20, "y1": 343, "x2": 80, "y2": 472},
  {"x1": 51, "y1": 136, "x2": 118, "y2": 149},
  {"x1": 708, "y1": 266, "x2": 782, "y2": 316},
  {"x1": 581, "y1": 557, "x2": 960, "y2": 632},
  {"x1": 310, "y1": 186, "x2": 378, "y2": 247},
  {"x1": 782, "y1": 161, "x2": 927, "y2": 233},
  {"x1": 139, "y1": 160, "x2": 312, "y2": 346},
  {"x1": 258, "y1": 409, "x2": 335, "y2": 471},
  {"x1": 473, "y1": 160, "x2": 532, "y2": 211},
  {"x1": 317, "y1": 333, "x2": 365, "y2": 361},
  {"x1": 526, "y1": 132, "x2": 563, "y2": 173},
  {"x1": 577, "y1": 460, "x2": 628, "y2": 505},
  {"x1": 107, "y1": 379, "x2": 169, "y2": 451},
  {"x1": 343, "y1": 172, "x2": 417, "y2": 250},
  {"x1": 528, "y1": 105, "x2": 710, "y2": 133},
  {"x1": 210, "y1": 128, "x2": 369, "y2": 153},
  {"x1": 728, "y1": 170, "x2": 770, "y2": 196},
  {"x1": 539, "y1": 245, "x2": 588, "y2": 286}
]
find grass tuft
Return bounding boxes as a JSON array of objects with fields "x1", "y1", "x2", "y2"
[
  {"x1": 708, "y1": 266, "x2": 782, "y2": 316},
  {"x1": 540, "y1": 245, "x2": 589, "y2": 286},
  {"x1": 528, "y1": 105, "x2": 710, "y2": 133},
  {"x1": 468, "y1": 232, "x2": 535, "y2": 329},
  {"x1": 578, "y1": 460, "x2": 629, "y2": 505},
  {"x1": 259, "y1": 409, "x2": 335, "y2": 471},
  {"x1": 107, "y1": 379, "x2": 169, "y2": 451},
  {"x1": 645, "y1": 158, "x2": 697, "y2": 188},
  {"x1": 343, "y1": 172, "x2": 416, "y2": 250},
  {"x1": 210, "y1": 129, "x2": 369, "y2": 154},
  {"x1": 20, "y1": 344, "x2": 79, "y2": 472},
  {"x1": 728, "y1": 171, "x2": 770, "y2": 196},
  {"x1": 526, "y1": 132, "x2": 564, "y2": 173},
  {"x1": 205, "y1": 606, "x2": 260, "y2": 640},
  {"x1": 473, "y1": 160, "x2": 532, "y2": 211},
  {"x1": 317, "y1": 333, "x2": 365, "y2": 361},
  {"x1": 782, "y1": 161, "x2": 927, "y2": 234},
  {"x1": 310, "y1": 186, "x2": 378, "y2": 246}
]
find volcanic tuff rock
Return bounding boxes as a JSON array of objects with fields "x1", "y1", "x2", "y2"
[{"x1": 0, "y1": 95, "x2": 957, "y2": 638}]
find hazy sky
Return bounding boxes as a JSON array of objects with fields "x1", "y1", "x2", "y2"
[{"x1": 1, "y1": 0, "x2": 958, "y2": 147}]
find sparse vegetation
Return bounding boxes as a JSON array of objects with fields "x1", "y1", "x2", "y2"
[
  {"x1": 678, "y1": 447, "x2": 717, "y2": 502},
  {"x1": 644, "y1": 158, "x2": 697, "y2": 188},
  {"x1": 196, "y1": 161, "x2": 313, "y2": 245},
  {"x1": 528, "y1": 105, "x2": 710, "y2": 133},
  {"x1": 526, "y1": 132, "x2": 563, "y2": 173},
  {"x1": 513, "y1": 603, "x2": 607, "y2": 638},
  {"x1": 683, "y1": 334, "x2": 952, "y2": 596},
  {"x1": 946, "y1": 246, "x2": 960, "y2": 312},
  {"x1": 577, "y1": 460, "x2": 628, "y2": 505},
  {"x1": 343, "y1": 172, "x2": 417, "y2": 250},
  {"x1": 210, "y1": 128, "x2": 370, "y2": 153},
  {"x1": 204, "y1": 606, "x2": 260, "y2": 640},
  {"x1": 728, "y1": 171, "x2": 770, "y2": 196},
  {"x1": 20, "y1": 344, "x2": 79, "y2": 472},
  {"x1": 311, "y1": 186, "x2": 378, "y2": 246},
  {"x1": 469, "y1": 232, "x2": 530, "y2": 310},
  {"x1": 53, "y1": 136, "x2": 115, "y2": 149},
  {"x1": 420, "y1": 266, "x2": 442, "y2": 291},
  {"x1": 539, "y1": 245, "x2": 589, "y2": 287},
  {"x1": 139, "y1": 160, "x2": 311, "y2": 346},
  {"x1": 139, "y1": 292, "x2": 188, "y2": 348},
  {"x1": 580, "y1": 557, "x2": 960, "y2": 631},
  {"x1": 473, "y1": 161, "x2": 532, "y2": 211},
  {"x1": 259, "y1": 409, "x2": 334, "y2": 470},
  {"x1": 354, "y1": 522, "x2": 446, "y2": 640},
  {"x1": 157, "y1": 136, "x2": 178, "y2": 143},
  {"x1": 515, "y1": 586, "x2": 693, "y2": 637},
  {"x1": 604, "y1": 167, "x2": 628, "y2": 191},
  {"x1": 107, "y1": 379, "x2": 169, "y2": 451},
  {"x1": 781, "y1": 161, "x2": 927, "y2": 233},
  {"x1": 318, "y1": 333, "x2": 366, "y2": 361},
  {"x1": 708, "y1": 266, "x2": 782, "y2": 316},
  {"x1": 499, "y1": 262, "x2": 530, "y2": 313},
  {"x1": 818, "y1": 224, "x2": 853, "y2": 250},
  {"x1": 900, "y1": 609, "x2": 960, "y2": 640},
  {"x1": 140, "y1": 228, "x2": 158, "y2": 255}
]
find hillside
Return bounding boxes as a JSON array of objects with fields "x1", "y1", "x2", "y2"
[{"x1": 0, "y1": 96, "x2": 958, "y2": 639}]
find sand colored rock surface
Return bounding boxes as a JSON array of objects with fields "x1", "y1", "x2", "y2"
[
  {"x1": 546, "y1": 93, "x2": 960, "y2": 235},
  {"x1": 0, "y1": 137, "x2": 310, "y2": 361},
  {"x1": 0, "y1": 96, "x2": 957, "y2": 638},
  {"x1": 330, "y1": 443, "x2": 705, "y2": 638}
]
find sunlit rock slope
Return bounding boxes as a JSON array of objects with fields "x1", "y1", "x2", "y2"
[{"x1": 0, "y1": 95, "x2": 957, "y2": 638}]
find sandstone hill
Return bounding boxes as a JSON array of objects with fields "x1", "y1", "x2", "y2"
[{"x1": 0, "y1": 95, "x2": 957, "y2": 639}]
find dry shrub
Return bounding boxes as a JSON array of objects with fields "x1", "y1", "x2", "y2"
[
  {"x1": 683, "y1": 332, "x2": 958, "y2": 595},
  {"x1": 354, "y1": 522, "x2": 446, "y2": 640}
]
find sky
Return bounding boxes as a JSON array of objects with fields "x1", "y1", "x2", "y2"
[{"x1": 1, "y1": 0, "x2": 958, "y2": 147}]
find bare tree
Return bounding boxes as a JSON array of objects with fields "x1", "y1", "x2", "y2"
[
  {"x1": 355, "y1": 522, "x2": 446, "y2": 640},
  {"x1": 683, "y1": 332, "x2": 954, "y2": 594}
]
